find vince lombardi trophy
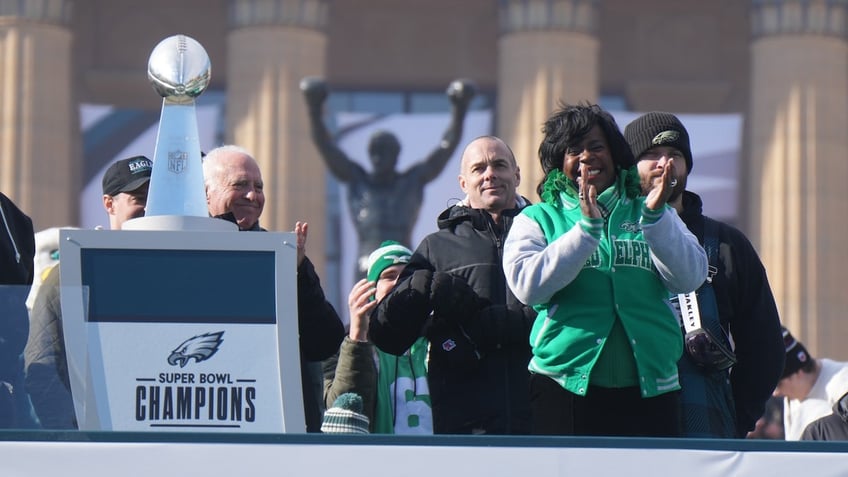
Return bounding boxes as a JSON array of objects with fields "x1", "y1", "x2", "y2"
[{"x1": 141, "y1": 35, "x2": 217, "y2": 221}]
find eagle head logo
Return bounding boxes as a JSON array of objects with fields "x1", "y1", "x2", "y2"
[
  {"x1": 167, "y1": 331, "x2": 224, "y2": 368},
  {"x1": 651, "y1": 130, "x2": 680, "y2": 146},
  {"x1": 385, "y1": 254, "x2": 410, "y2": 265}
]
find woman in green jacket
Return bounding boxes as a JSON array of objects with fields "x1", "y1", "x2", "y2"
[{"x1": 503, "y1": 103, "x2": 707, "y2": 437}]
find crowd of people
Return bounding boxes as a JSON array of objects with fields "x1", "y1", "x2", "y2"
[{"x1": 1, "y1": 101, "x2": 846, "y2": 441}]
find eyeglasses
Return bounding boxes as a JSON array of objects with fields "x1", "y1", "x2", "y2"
[{"x1": 684, "y1": 327, "x2": 737, "y2": 371}]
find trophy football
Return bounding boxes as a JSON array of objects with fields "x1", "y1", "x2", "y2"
[{"x1": 132, "y1": 34, "x2": 225, "y2": 229}]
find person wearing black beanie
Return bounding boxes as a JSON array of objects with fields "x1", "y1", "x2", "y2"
[
  {"x1": 626, "y1": 111, "x2": 785, "y2": 439},
  {"x1": 775, "y1": 326, "x2": 848, "y2": 440},
  {"x1": 624, "y1": 111, "x2": 693, "y2": 174}
]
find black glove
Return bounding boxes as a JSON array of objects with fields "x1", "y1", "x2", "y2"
[
  {"x1": 370, "y1": 269, "x2": 434, "y2": 355},
  {"x1": 429, "y1": 272, "x2": 480, "y2": 326},
  {"x1": 462, "y1": 304, "x2": 535, "y2": 352},
  {"x1": 408, "y1": 269, "x2": 435, "y2": 304}
]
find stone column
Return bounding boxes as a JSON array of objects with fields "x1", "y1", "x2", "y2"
[
  {"x1": 748, "y1": 0, "x2": 848, "y2": 358},
  {"x1": 496, "y1": 0, "x2": 599, "y2": 200},
  {"x1": 226, "y1": 0, "x2": 328, "y2": 272},
  {"x1": 0, "y1": 0, "x2": 77, "y2": 230}
]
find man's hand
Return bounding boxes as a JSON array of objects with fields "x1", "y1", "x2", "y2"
[
  {"x1": 295, "y1": 221, "x2": 308, "y2": 267},
  {"x1": 644, "y1": 158, "x2": 677, "y2": 211},
  {"x1": 300, "y1": 76, "x2": 328, "y2": 108},
  {"x1": 429, "y1": 271, "x2": 480, "y2": 325},
  {"x1": 447, "y1": 79, "x2": 476, "y2": 109}
]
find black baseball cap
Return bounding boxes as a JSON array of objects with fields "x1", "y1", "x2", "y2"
[{"x1": 102, "y1": 156, "x2": 153, "y2": 196}]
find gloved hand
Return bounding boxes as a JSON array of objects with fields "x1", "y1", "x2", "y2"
[
  {"x1": 407, "y1": 269, "x2": 435, "y2": 305},
  {"x1": 462, "y1": 304, "x2": 534, "y2": 352},
  {"x1": 370, "y1": 269, "x2": 434, "y2": 355},
  {"x1": 429, "y1": 271, "x2": 480, "y2": 325}
]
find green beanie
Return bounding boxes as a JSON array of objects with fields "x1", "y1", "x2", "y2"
[{"x1": 366, "y1": 240, "x2": 412, "y2": 282}]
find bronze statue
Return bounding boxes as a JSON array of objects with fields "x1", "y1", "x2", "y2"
[{"x1": 300, "y1": 77, "x2": 476, "y2": 277}]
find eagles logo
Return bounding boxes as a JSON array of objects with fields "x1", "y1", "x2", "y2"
[
  {"x1": 167, "y1": 331, "x2": 224, "y2": 368},
  {"x1": 384, "y1": 254, "x2": 410, "y2": 265},
  {"x1": 619, "y1": 221, "x2": 641, "y2": 233},
  {"x1": 651, "y1": 130, "x2": 679, "y2": 146}
]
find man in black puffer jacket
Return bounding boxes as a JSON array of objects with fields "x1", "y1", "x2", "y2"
[{"x1": 370, "y1": 136, "x2": 534, "y2": 435}]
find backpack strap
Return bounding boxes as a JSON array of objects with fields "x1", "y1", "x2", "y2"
[
  {"x1": 678, "y1": 216, "x2": 736, "y2": 372},
  {"x1": 703, "y1": 216, "x2": 719, "y2": 285}
]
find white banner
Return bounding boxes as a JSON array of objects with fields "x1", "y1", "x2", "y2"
[{"x1": 0, "y1": 438, "x2": 846, "y2": 477}]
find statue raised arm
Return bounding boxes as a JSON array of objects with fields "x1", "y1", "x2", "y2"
[
  {"x1": 300, "y1": 77, "x2": 476, "y2": 278},
  {"x1": 408, "y1": 79, "x2": 476, "y2": 184},
  {"x1": 301, "y1": 77, "x2": 367, "y2": 184}
]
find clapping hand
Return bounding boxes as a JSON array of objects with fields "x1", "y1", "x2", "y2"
[
  {"x1": 577, "y1": 163, "x2": 602, "y2": 219},
  {"x1": 295, "y1": 221, "x2": 308, "y2": 267},
  {"x1": 644, "y1": 158, "x2": 677, "y2": 211}
]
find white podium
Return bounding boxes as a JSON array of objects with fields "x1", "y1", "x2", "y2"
[{"x1": 59, "y1": 226, "x2": 304, "y2": 433}]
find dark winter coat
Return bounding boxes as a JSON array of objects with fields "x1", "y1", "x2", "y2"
[
  {"x1": 801, "y1": 391, "x2": 848, "y2": 441},
  {"x1": 0, "y1": 193, "x2": 34, "y2": 428},
  {"x1": 370, "y1": 200, "x2": 535, "y2": 435}
]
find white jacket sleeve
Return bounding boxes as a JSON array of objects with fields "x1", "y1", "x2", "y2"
[
  {"x1": 642, "y1": 208, "x2": 708, "y2": 293},
  {"x1": 503, "y1": 214, "x2": 599, "y2": 306}
]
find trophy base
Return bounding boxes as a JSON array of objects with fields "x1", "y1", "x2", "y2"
[{"x1": 122, "y1": 215, "x2": 238, "y2": 232}]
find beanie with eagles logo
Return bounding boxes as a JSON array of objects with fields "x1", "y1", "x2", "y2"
[
  {"x1": 366, "y1": 240, "x2": 412, "y2": 283},
  {"x1": 624, "y1": 111, "x2": 693, "y2": 174}
]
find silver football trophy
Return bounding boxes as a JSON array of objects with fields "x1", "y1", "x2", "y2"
[{"x1": 143, "y1": 34, "x2": 212, "y2": 219}]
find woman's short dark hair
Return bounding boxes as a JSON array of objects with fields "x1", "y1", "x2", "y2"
[{"x1": 536, "y1": 102, "x2": 634, "y2": 196}]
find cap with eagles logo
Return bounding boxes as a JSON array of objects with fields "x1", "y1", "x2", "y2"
[
  {"x1": 102, "y1": 155, "x2": 153, "y2": 196},
  {"x1": 624, "y1": 111, "x2": 693, "y2": 174}
]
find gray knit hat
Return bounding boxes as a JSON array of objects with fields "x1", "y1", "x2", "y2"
[
  {"x1": 321, "y1": 393, "x2": 370, "y2": 434},
  {"x1": 624, "y1": 112, "x2": 693, "y2": 174}
]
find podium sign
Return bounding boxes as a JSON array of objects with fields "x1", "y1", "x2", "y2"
[{"x1": 59, "y1": 228, "x2": 304, "y2": 432}]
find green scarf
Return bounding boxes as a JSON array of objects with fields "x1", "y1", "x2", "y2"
[{"x1": 540, "y1": 167, "x2": 642, "y2": 207}]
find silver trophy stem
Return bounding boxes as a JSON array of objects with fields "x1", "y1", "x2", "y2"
[{"x1": 144, "y1": 98, "x2": 208, "y2": 217}]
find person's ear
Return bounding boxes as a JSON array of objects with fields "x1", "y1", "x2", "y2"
[
  {"x1": 458, "y1": 174, "x2": 468, "y2": 194},
  {"x1": 102, "y1": 195, "x2": 114, "y2": 215},
  {"x1": 514, "y1": 166, "x2": 521, "y2": 187}
]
